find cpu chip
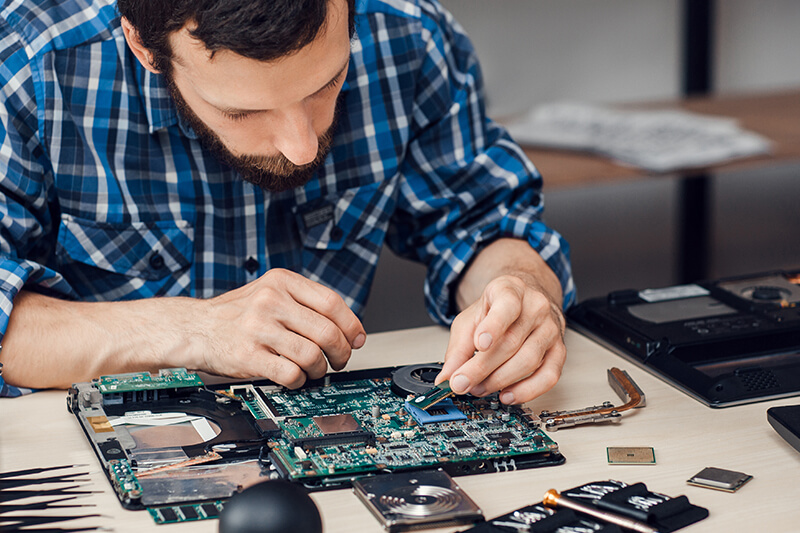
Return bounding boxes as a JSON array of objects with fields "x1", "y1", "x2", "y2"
[
  {"x1": 314, "y1": 413, "x2": 361, "y2": 434},
  {"x1": 687, "y1": 467, "x2": 753, "y2": 492},
  {"x1": 606, "y1": 446, "x2": 656, "y2": 465}
]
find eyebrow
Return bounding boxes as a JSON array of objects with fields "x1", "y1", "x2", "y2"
[{"x1": 215, "y1": 58, "x2": 350, "y2": 116}]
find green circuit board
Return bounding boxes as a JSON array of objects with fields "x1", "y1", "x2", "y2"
[
  {"x1": 237, "y1": 372, "x2": 561, "y2": 486},
  {"x1": 69, "y1": 363, "x2": 563, "y2": 523}
]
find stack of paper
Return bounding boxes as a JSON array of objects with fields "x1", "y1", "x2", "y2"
[{"x1": 505, "y1": 102, "x2": 772, "y2": 173}]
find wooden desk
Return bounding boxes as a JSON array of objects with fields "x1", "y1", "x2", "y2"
[
  {"x1": 519, "y1": 89, "x2": 800, "y2": 283},
  {"x1": 521, "y1": 89, "x2": 800, "y2": 191},
  {"x1": 3, "y1": 326, "x2": 800, "y2": 532}
]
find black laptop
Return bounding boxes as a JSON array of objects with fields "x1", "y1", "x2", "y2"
[{"x1": 568, "y1": 269, "x2": 800, "y2": 407}]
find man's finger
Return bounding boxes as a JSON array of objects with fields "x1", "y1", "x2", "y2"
[
  {"x1": 473, "y1": 281, "x2": 524, "y2": 353},
  {"x1": 497, "y1": 343, "x2": 566, "y2": 404},
  {"x1": 268, "y1": 269, "x2": 366, "y2": 349},
  {"x1": 438, "y1": 311, "x2": 480, "y2": 386},
  {"x1": 472, "y1": 318, "x2": 564, "y2": 396},
  {"x1": 250, "y1": 353, "x2": 309, "y2": 389},
  {"x1": 274, "y1": 303, "x2": 354, "y2": 371},
  {"x1": 258, "y1": 326, "x2": 332, "y2": 379}
]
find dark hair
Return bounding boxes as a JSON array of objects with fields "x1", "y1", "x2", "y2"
[{"x1": 117, "y1": 0, "x2": 356, "y2": 73}]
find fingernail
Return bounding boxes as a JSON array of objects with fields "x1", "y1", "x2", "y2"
[
  {"x1": 478, "y1": 332, "x2": 492, "y2": 351},
  {"x1": 451, "y1": 374, "x2": 470, "y2": 394},
  {"x1": 353, "y1": 333, "x2": 366, "y2": 349},
  {"x1": 500, "y1": 391, "x2": 515, "y2": 404},
  {"x1": 471, "y1": 384, "x2": 486, "y2": 396}
]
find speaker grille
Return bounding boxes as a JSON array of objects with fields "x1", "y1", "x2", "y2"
[{"x1": 735, "y1": 368, "x2": 779, "y2": 392}]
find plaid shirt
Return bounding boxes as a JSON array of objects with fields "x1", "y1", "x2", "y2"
[{"x1": 0, "y1": 0, "x2": 574, "y2": 397}]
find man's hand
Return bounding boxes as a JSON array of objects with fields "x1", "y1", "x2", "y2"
[
  {"x1": 0, "y1": 269, "x2": 365, "y2": 390},
  {"x1": 195, "y1": 269, "x2": 366, "y2": 388},
  {"x1": 437, "y1": 239, "x2": 566, "y2": 404}
]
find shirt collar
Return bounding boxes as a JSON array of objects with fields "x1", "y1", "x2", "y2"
[{"x1": 133, "y1": 60, "x2": 180, "y2": 134}]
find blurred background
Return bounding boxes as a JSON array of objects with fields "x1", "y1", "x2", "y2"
[{"x1": 361, "y1": 0, "x2": 800, "y2": 333}]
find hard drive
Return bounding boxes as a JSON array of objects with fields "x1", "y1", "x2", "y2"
[{"x1": 352, "y1": 469, "x2": 483, "y2": 532}]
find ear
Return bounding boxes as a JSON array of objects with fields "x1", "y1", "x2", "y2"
[{"x1": 120, "y1": 17, "x2": 161, "y2": 74}]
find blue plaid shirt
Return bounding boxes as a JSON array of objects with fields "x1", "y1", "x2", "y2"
[{"x1": 0, "y1": 0, "x2": 574, "y2": 397}]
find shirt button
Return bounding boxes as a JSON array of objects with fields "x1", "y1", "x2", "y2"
[
  {"x1": 244, "y1": 256, "x2": 259, "y2": 274},
  {"x1": 330, "y1": 227, "x2": 344, "y2": 241},
  {"x1": 148, "y1": 252, "x2": 165, "y2": 270}
]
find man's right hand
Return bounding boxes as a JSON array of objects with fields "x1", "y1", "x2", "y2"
[
  {"x1": 0, "y1": 269, "x2": 366, "y2": 390},
  {"x1": 197, "y1": 268, "x2": 366, "y2": 388}
]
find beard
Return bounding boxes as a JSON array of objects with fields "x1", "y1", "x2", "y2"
[{"x1": 165, "y1": 73, "x2": 339, "y2": 193}]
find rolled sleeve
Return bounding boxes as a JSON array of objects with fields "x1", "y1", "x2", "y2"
[
  {"x1": 389, "y1": 2, "x2": 574, "y2": 324},
  {"x1": 0, "y1": 21, "x2": 75, "y2": 396}
]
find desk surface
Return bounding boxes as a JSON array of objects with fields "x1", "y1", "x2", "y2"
[
  {"x1": 3, "y1": 326, "x2": 800, "y2": 532},
  {"x1": 522, "y1": 89, "x2": 800, "y2": 190}
]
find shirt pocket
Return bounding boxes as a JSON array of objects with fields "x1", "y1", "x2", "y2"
[
  {"x1": 295, "y1": 180, "x2": 396, "y2": 252},
  {"x1": 55, "y1": 215, "x2": 194, "y2": 299}
]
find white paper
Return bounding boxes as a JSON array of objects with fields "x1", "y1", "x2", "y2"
[{"x1": 506, "y1": 102, "x2": 772, "y2": 173}]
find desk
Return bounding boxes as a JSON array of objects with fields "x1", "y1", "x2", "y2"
[
  {"x1": 3, "y1": 326, "x2": 800, "y2": 532},
  {"x1": 519, "y1": 89, "x2": 800, "y2": 283}
]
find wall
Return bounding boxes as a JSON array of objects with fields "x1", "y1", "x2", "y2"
[{"x1": 361, "y1": 0, "x2": 800, "y2": 333}]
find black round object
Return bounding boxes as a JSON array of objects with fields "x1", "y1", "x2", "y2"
[
  {"x1": 218, "y1": 480, "x2": 322, "y2": 533},
  {"x1": 750, "y1": 286, "x2": 785, "y2": 301},
  {"x1": 391, "y1": 363, "x2": 443, "y2": 397}
]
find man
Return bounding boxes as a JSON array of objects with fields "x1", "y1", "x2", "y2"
[{"x1": 0, "y1": 0, "x2": 574, "y2": 402}]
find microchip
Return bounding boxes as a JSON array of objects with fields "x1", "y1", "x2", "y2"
[
  {"x1": 687, "y1": 467, "x2": 753, "y2": 492},
  {"x1": 453, "y1": 440, "x2": 474, "y2": 450},
  {"x1": 409, "y1": 380, "x2": 454, "y2": 411},
  {"x1": 606, "y1": 446, "x2": 656, "y2": 465},
  {"x1": 201, "y1": 503, "x2": 220, "y2": 518},
  {"x1": 158, "y1": 507, "x2": 178, "y2": 522},
  {"x1": 314, "y1": 413, "x2": 361, "y2": 434},
  {"x1": 180, "y1": 506, "x2": 199, "y2": 520},
  {"x1": 444, "y1": 430, "x2": 465, "y2": 438},
  {"x1": 488, "y1": 431, "x2": 515, "y2": 441}
]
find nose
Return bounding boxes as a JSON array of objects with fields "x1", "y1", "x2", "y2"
[{"x1": 271, "y1": 104, "x2": 319, "y2": 166}]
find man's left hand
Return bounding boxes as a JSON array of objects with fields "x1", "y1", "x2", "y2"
[{"x1": 436, "y1": 240, "x2": 567, "y2": 405}]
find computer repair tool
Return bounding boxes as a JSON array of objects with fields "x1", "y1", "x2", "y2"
[
  {"x1": 459, "y1": 479, "x2": 708, "y2": 533},
  {"x1": 542, "y1": 489, "x2": 659, "y2": 533},
  {"x1": 539, "y1": 367, "x2": 646, "y2": 430}
]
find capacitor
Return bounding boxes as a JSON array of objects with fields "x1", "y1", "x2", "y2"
[
  {"x1": 371, "y1": 405, "x2": 381, "y2": 418},
  {"x1": 489, "y1": 400, "x2": 500, "y2": 410}
]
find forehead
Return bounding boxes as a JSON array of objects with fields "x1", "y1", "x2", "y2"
[{"x1": 168, "y1": 0, "x2": 351, "y2": 110}]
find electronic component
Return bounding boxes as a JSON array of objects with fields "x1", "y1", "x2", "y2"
[
  {"x1": 390, "y1": 363, "x2": 443, "y2": 397},
  {"x1": 352, "y1": 469, "x2": 483, "y2": 532},
  {"x1": 687, "y1": 467, "x2": 753, "y2": 492},
  {"x1": 409, "y1": 380, "x2": 454, "y2": 411},
  {"x1": 68, "y1": 364, "x2": 564, "y2": 524},
  {"x1": 606, "y1": 447, "x2": 656, "y2": 465},
  {"x1": 569, "y1": 269, "x2": 800, "y2": 407},
  {"x1": 539, "y1": 368, "x2": 646, "y2": 430},
  {"x1": 404, "y1": 399, "x2": 467, "y2": 425}
]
